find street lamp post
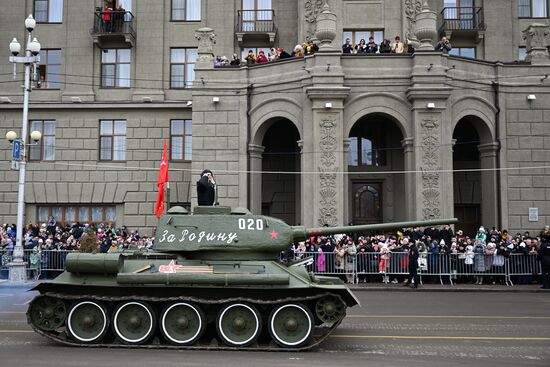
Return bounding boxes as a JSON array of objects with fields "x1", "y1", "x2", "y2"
[{"x1": 5, "y1": 15, "x2": 42, "y2": 282}]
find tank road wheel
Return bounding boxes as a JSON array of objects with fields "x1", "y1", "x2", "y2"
[
  {"x1": 66, "y1": 301, "x2": 108, "y2": 343},
  {"x1": 216, "y1": 303, "x2": 261, "y2": 347},
  {"x1": 315, "y1": 295, "x2": 346, "y2": 324},
  {"x1": 160, "y1": 302, "x2": 205, "y2": 345},
  {"x1": 28, "y1": 296, "x2": 66, "y2": 332},
  {"x1": 268, "y1": 303, "x2": 313, "y2": 348},
  {"x1": 113, "y1": 302, "x2": 155, "y2": 344}
]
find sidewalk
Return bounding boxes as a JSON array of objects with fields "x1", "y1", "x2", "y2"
[{"x1": 349, "y1": 282, "x2": 550, "y2": 292}]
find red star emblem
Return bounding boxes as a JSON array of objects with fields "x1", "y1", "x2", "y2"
[{"x1": 270, "y1": 230, "x2": 278, "y2": 239}]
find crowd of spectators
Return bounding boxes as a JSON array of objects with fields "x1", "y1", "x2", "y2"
[
  {"x1": 214, "y1": 35, "x2": 452, "y2": 68},
  {"x1": 286, "y1": 224, "x2": 549, "y2": 285}
]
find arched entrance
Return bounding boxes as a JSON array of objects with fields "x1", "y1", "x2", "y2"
[
  {"x1": 258, "y1": 118, "x2": 301, "y2": 225},
  {"x1": 347, "y1": 114, "x2": 405, "y2": 224},
  {"x1": 452, "y1": 116, "x2": 498, "y2": 235}
]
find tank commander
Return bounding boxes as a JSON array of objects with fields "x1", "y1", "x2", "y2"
[{"x1": 197, "y1": 169, "x2": 217, "y2": 206}]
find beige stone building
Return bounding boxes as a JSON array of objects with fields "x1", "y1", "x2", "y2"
[{"x1": 1, "y1": 0, "x2": 549, "y2": 236}]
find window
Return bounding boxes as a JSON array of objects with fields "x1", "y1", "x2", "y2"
[
  {"x1": 242, "y1": 0, "x2": 273, "y2": 31},
  {"x1": 38, "y1": 206, "x2": 116, "y2": 225},
  {"x1": 241, "y1": 47, "x2": 270, "y2": 61},
  {"x1": 348, "y1": 125, "x2": 386, "y2": 167},
  {"x1": 29, "y1": 120, "x2": 56, "y2": 161},
  {"x1": 101, "y1": 49, "x2": 131, "y2": 88},
  {"x1": 519, "y1": 47, "x2": 527, "y2": 61},
  {"x1": 36, "y1": 49, "x2": 61, "y2": 89},
  {"x1": 100, "y1": 120, "x2": 126, "y2": 161},
  {"x1": 519, "y1": 0, "x2": 548, "y2": 18},
  {"x1": 342, "y1": 30, "x2": 384, "y2": 48},
  {"x1": 172, "y1": 0, "x2": 201, "y2": 21},
  {"x1": 34, "y1": 0, "x2": 63, "y2": 23},
  {"x1": 449, "y1": 47, "x2": 476, "y2": 58},
  {"x1": 170, "y1": 48, "x2": 197, "y2": 88},
  {"x1": 170, "y1": 120, "x2": 192, "y2": 161}
]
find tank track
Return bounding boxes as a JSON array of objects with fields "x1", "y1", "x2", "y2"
[{"x1": 27, "y1": 291, "x2": 345, "y2": 351}]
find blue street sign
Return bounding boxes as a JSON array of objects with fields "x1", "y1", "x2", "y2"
[{"x1": 12, "y1": 140, "x2": 21, "y2": 161}]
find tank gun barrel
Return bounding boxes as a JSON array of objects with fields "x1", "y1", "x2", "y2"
[{"x1": 292, "y1": 218, "x2": 458, "y2": 242}]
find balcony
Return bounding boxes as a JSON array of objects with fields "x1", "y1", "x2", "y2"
[
  {"x1": 91, "y1": 10, "x2": 136, "y2": 48},
  {"x1": 236, "y1": 9, "x2": 277, "y2": 45},
  {"x1": 440, "y1": 7, "x2": 486, "y2": 42}
]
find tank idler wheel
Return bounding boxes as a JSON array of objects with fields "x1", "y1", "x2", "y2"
[
  {"x1": 216, "y1": 303, "x2": 262, "y2": 347},
  {"x1": 29, "y1": 296, "x2": 66, "y2": 332},
  {"x1": 315, "y1": 295, "x2": 346, "y2": 324},
  {"x1": 66, "y1": 301, "x2": 108, "y2": 343},
  {"x1": 268, "y1": 303, "x2": 313, "y2": 348},
  {"x1": 160, "y1": 302, "x2": 205, "y2": 345},
  {"x1": 113, "y1": 301, "x2": 156, "y2": 344}
]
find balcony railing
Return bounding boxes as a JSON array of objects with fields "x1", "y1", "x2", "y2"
[
  {"x1": 237, "y1": 9, "x2": 276, "y2": 34},
  {"x1": 92, "y1": 10, "x2": 136, "y2": 47},
  {"x1": 440, "y1": 7, "x2": 486, "y2": 32}
]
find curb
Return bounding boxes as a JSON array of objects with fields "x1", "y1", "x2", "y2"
[{"x1": 349, "y1": 285, "x2": 550, "y2": 293}]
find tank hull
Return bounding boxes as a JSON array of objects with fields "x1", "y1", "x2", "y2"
[{"x1": 28, "y1": 255, "x2": 358, "y2": 350}]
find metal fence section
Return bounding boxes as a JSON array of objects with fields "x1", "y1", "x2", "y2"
[{"x1": 0, "y1": 250, "x2": 543, "y2": 285}]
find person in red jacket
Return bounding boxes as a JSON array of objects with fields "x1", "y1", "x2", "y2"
[
  {"x1": 256, "y1": 50, "x2": 268, "y2": 63},
  {"x1": 102, "y1": 5, "x2": 112, "y2": 32}
]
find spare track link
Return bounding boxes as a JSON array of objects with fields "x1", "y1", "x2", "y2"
[{"x1": 27, "y1": 291, "x2": 345, "y2": 351}]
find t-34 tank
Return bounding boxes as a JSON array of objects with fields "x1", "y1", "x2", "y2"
[{"x1": 27, "y1": 206, "x2": 456, "y2": 350}]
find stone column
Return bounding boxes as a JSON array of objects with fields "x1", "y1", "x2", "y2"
[
  {"x1": 415, "y1": 1, "x2": 437, "y2": 51},
  {"x1": 478, "y1": 142, "x2": 500, "y2": 228},
  {"x1": 403, "y1": 0, "x2": 423, "y2": 48},
  {"x1": 194, "y1": 27, "x2": 216, "y2": 69},
  {"x1": 248, "y1": 144, "x2": 265, "y2": 215},
  {"x1": 343, "y1": 138, "x2": 351, "y2": 224},
  {"x1": 401, "y1": 137, "x2": 415, "y2": 220},
  {"x1": 522, "y1": 23, "x2": 550, "y2": 65},
  {"x1": 315, "y1": 2, "x2": 337, "y2": 52}
]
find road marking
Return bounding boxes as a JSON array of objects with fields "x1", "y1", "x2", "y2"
[
  {"x1": 0, "y1": 312, "x2": 26, "y2": 314},
  {"x1": 330, "y1": 335, "x2": 550, "y2": 341},
  {"x1": 347, "y1": 315, "x2": 550, "y2": 320},
  {"x1": 0, "y1": 330, "x2": 33, "y2": 333},
  {"x1": 13, "y1": 299, "x2": 32, "y2": 306}
]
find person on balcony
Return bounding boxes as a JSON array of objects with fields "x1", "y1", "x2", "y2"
[
  {"x1": 244, "y1": 50, "x2": 256, "y2": 65},
  {"x1": 102, "y1": 5, "x2": 112, "y2": 33},
  {"x1": 256, "y1": 50, "x2": 268, "y2": 63},
  {"x1": 342, "y1": 38, "x2": 353, "y2": 53},
  {"x1": 366, "y1": 37, "x2": 378, "y2": 53},
  {"x1": 435, "y1": 36, "x2": 452, "y2": 54},
  {"x1": 391, "y1": 36, "x2": 404, "y2": 54},
  {"x1": 379, "y1": 39, "x2": 391, "y2": 53}
]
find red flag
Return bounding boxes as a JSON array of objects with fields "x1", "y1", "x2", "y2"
[{"x1": 155, "y1": 141, "x2": 169, "y2": 218}]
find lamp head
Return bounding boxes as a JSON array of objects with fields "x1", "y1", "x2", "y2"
[
  {"x1": 25, "y1": 15, "x2": 36, "y2": 32},
  {"x1": 30, "y1": 130, "x2": 42, "y2": 142},
  {"x1": 9, "y1": 38, "x2": 21, "y2": 56},
  {"x1": 5, "y1": 131, "x2": 17, "y2": 143},
  {"x1": 29, "y1": 38, "x2": 41, "y2": 56}
]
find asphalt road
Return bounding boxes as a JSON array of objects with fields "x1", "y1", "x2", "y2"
[{"x1": 0, "y1": 284, "x2": 549, "y2": 367}]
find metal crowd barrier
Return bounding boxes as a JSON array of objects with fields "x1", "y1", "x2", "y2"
[
  {"x1": 0, "y1": 249, "x2": 543, "y2": 285},
  {"x1": 301, "y1": 251, "x2": 542, "y2": 286}
]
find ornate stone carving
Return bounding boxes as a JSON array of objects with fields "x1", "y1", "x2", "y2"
[
  {"x1": 305, "y1": 0, "x2": 325, "y2": 40},
  {"x1": 420, "y1": 118, "x2": 442, "y2": 219},
  {"x1": 318, "y1": 116, "x2": 338, "y2": 226},
  {"x1": 404, "y1": 0, "x2": 423, "y2": 45},
  {"x1": 314, "y1": 2, "x2": 337, "y2": 51},
  {"x1": 522, "y1": 23, "x2": 550, "y2": 64},
  {"x1": 194, "y1": 27, "x2": 216, "y2": 65},
  {"x1": 414, "y1": 1, "x2": 437, "y2": 51}
]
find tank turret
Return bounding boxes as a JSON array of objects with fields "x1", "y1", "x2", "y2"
[{"x1": 154, "y1": 205, "x2": 457, "y2": 260}]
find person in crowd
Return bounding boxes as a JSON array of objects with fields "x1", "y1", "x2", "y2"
[
  {"x1": 391, "y1": 36, "x2": 404, "y2": 54},
  {"x1": 230, "y1": 53, "x2": 241, "y2": 66},
  {"x1": 379, "y1": 242, "x2": 390, "y2": 283},
  {"x1": 406, "y1": 41, "x2": 415, "y2": 54},
  {"x1": 305, "y1": 39, "x2": 318, "y2": 55},
  {"x1": 475, "y1": 226, "x2": 487, "y2": 243},
  {"x1": 435, "y1": 36, "x2": 452, "y2": 54},
  {"x1": 344, "y1": 238, "x2": 357, "y2": 284},
  {"x1": 197, "y1": 169, "x2": 217, "y2": 206},
  {"x1": 256, "y1": 50, "x2": 268, "y2": 63},
  {"x1": 278, "y1": 47, "x2": 291, "y2": 59},
  {"x1": 379, "y1": 39, "x2": 391, "y2": 53},
  {"x1": 366, "y1": 36, "x2": 378, "y2": 53},
  {"x1": 244, "y1": 50, "x2": 256, "y2": 65},
  {"x1": 403, "y1": 238, "x2": 419, "y2": 288},
  {"x1": 268, "y1": 48, "x2": 279, "y2": 61},
  {"x1": 342, "y1": 38, "x2": 353, "y2": 53},
  {"x1": 473, "y1": 240, "x2": 486, "y2": 284},
  {"x1": 334, "y1": 242, "x2": 346, "y2": 274},
  {"x1": 538, "y1": 233, "x2": 550, "y2": 289},
  {"x1": 355, "y1": 38, "x2": 367, "y2": 53},
  {"x1": 220, "y1": 56, "x2": 229, "y2": 66},
  {"x1": 214, "y1": 56, "x2": 223, "y2": 67},
  {"x1": 293, "y1": 44, "x2": 305, "y2": 57},
  {"x1": 316, "y1": 246, "x2": 325, "y2": 273}
]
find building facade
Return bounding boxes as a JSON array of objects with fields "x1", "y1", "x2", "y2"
[{"x1": 1, "y1": 0, "x2": 549, "y2": 236}]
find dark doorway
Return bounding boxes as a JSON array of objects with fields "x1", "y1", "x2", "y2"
[
  {"x1": 352, "y1": 182, "x2": 382, "y2": 224},
  {"x1": 454, "y1": 204, "x2": 480, "y2": 237}
]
